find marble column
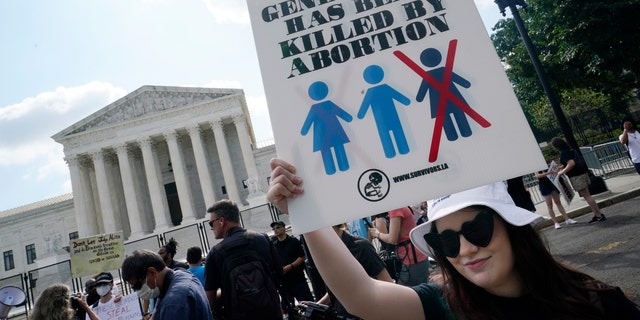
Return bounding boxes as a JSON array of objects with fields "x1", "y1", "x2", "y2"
[
  {"x1": 210, "y1": 120, "x2": 242, "y2": 204},
  {"x1": 79, "y1": 158, "x2": 99, "y2": 235},
  {"x1": 115, "y1": 143, "x2": 145, "y2": 238},
  {"x1": 65, "y1": 156, "x2": 91, "y2": 237},
  {"x1": 138, "y1": 138, "x2": 172, "y2": 232},
  {"x1": 91, "y1": 150, "x2": 118, "y2": 233},
  {"x1": 232, "y1": 114, "x2": 262, "y2": 195},
  {"x1": 187, "y1": 125, "x2": 217, "y2": 208},
  {"x1": 164, "y1": 130, "x2": 196, "y2": 223}
]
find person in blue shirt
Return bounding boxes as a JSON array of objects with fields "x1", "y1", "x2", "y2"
[
  {"x1": 122, "y1": 249, "x2": 213, "y2": 320},
  {"x1": 187, "y1": 246, "x2": 205, "y2": 286}
]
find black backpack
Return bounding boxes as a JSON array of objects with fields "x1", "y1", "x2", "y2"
[{"x1": 215, "y1": 232, "x2": 282, "y2": 320}]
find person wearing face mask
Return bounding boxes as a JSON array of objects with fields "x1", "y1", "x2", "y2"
[
  {"x1": 122, "y1": 249, "x2": 213, "y2": 320},
  {"x1": 86, "y1": 272, "x2": 116, "y2": 320}
]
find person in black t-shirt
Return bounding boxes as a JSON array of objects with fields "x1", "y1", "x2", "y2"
[
  {"x1": 271, "y1": 220, "x2": 314, "y2": 303},
  {"x1": 551, "y1": 137, "x2": 605, "y2": 223}
]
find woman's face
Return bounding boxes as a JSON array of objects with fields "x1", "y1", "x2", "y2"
[
  {"x1": 435, "y1": 208, "x2": 522, "y2": 297},
  {"x1": 158, "y1": 247, "x2": 171, "y2": 264}
]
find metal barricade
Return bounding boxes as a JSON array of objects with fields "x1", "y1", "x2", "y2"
[{"x1": 581, "y1": 140, "x2": 633, "y2": 177}]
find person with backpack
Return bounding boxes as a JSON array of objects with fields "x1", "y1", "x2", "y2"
[
  {"x1": 121, "y1": 250, "x2": 213, "y2": 320},
  {"x1": 204, "y1": 199, "x2": 284, "y2": 320}
]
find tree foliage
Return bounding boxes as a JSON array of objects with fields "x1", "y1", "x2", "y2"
[{"x1": 490, "y1": 0, "x2": 640, "y2": 140}]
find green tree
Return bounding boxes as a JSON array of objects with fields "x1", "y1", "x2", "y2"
[{"x1": 491, "y1": 0, "x2": 640, "y2": 139}]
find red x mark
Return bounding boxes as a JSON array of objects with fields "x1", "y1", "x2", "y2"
[{"x1": 394, "y1": 40, "x2": 491, "y2": 162}]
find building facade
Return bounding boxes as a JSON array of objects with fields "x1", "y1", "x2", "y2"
[{"x1": 0, "y1": 86, "x2": 278, "y2": 279}]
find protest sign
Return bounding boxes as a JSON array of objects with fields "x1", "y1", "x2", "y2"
[
  {"x1": 69, "y1": 232, "x2": 124, "y2": 278},
  {"x1": 549, "y1": 161, "x2": 575, "y2": 205},
  {"x1": 247, "y1": 0, "x2": 546, "y2": 233},
  {"x1": 91, "y1": 293, "x2": 142, "y2": 320}
]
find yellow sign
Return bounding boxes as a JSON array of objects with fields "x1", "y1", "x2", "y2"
[{"x1": 69, "y1": 232, "x2": 125, "y2": 278}]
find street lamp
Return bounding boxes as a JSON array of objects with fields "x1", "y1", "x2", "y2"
[
  {"x1": 494, "y1": 0, "x2": 580, "y2": 150},
  {"x1": 495, "y1": 0, "x2": 609, "y2": 194}
]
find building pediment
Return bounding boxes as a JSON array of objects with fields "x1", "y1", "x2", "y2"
[{"x1": 52, "y1": 85, "x2": 242, "y2": 140}]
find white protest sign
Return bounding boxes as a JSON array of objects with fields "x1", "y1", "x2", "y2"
[
  {"x1": 247, "y1": 0, "x2": 546, "y2": 233},
  {"x1": 69, "y1": 232, "x2": 125, "y2": 278},
  {"x1": 549, "y1": 161, "x2": 575, "y2": 205},
  {"x1": 90, "y1": 293, "x2": 142, "y2": 320}
]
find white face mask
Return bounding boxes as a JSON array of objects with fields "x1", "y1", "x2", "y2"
[
  {"x1": 96, "y1": 284, "x2": 111, "y2": 297},
  {"x1": 137, "y1": 278, "x2": 160, "y2": 300}
]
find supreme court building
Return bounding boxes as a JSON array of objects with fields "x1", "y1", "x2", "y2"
[
  {"x1": 52, "y1": 85, "x2": 276, "y2": 239},
  {"x1": 0, "y1": 86, "x2": 278, "y2": 279}
]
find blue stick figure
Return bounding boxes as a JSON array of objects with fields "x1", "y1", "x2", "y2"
[
  {"x1": 301, "y1": 81, "x2": 353, "y2": 175},
  {"x1": 416, "y1": 48, "x2": 472, "y2": 141},
  {"x1": 358, "y1": 65, "x2": 412, "y2": 158}
]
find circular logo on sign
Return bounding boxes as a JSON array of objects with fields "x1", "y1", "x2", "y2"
[{"x1": 358, "y1": 169, "x2": 390, "y2": 202}]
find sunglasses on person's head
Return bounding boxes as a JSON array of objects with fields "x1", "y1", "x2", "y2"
[{"x1": 424, "y1": 209, "x2": 495, "y2": 258}]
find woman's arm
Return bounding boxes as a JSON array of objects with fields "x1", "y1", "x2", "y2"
[
  {"x1": 558, "y1": 159, "x2": 575, "y2": 176},
  {"x1": 372, "y1": 216, "x2": 401, "y2": 245},
  {"x1": 267, "y1": 158, "x2": 425, "y2": 320},
  {"x1": 73, "y1": 295, "x2": 100, "y2": 320},
  {"x1": 534, "y1": 171, "x2": 547, "y2": 178},
  {"x1": 620, "y1": 128, "x2": 629, "y2": 145}
]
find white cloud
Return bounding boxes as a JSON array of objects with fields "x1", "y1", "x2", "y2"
[
  {"x1": 198, "y1": 79, "x2": 272, "y2": 141},
  {"x1": 62, "y1": 178, "x2": 73, "y2": 194},
  {"x1": 0, "y1": 81, "x2": 126, "y2": 175},
  {"x1": 202, "y1": 0, "x2": 250, "y2": 24},
  {"x1": 473, "y1": 0, "x2": 496, "y2": 9},
  {"x1": 201, "y1": 79, "x2": 243, "y2": 89},
  {"x1": 245, "y1": 94, "x2": 273, "y2": 142}
]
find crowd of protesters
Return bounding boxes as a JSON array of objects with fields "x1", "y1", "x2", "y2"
[{"x1": 33, "y1": 129, "x2": 640, "y2": 319}]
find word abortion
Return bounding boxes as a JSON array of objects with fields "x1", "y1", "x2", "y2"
[{"x1": 260, "y1": 0, "x2": 450, "y2": 78}]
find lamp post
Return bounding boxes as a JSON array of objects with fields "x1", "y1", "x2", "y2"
[
  {"x1": 495, "y1": 0, "x2": 609, "y2": 194},
  {"x1": 494, "y1": 0, "x2": 580, "y2": 150}
]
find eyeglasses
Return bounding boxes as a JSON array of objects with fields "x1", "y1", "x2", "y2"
[
  {"x1": 424, "y1": 209, "x2": 494, "y2": 258},
  {"x1": 208, "y1": 217, "x2": 221, "y2": 228}
]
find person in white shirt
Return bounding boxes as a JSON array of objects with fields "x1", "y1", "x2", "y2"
[
  {"x1": 87, "y1": 272, "x2": 117, "y2": 320},
  {"x1": 619, "y1": 117, "x2": 640, "y2": 175}
]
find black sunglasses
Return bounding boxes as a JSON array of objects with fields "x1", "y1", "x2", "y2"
[
  {"x1": 424, "y1": 209, "x2": 494, "y2": 258},
  {"x1": 208, "y1": 217, "x2": 221, "y2": 228}
]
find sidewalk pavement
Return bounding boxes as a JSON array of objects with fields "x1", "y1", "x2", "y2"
[{"x1": 534, "y1": 169, "x2": 640, "y2": 229}]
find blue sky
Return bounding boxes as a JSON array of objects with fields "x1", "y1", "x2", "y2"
[{"x1": 0, "y1": 0, "x2": 506, "y2": 211}]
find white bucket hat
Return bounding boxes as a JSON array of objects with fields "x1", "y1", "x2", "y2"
[{"x1": 409, "y1": 182, "x2": 544, "y2": 256}]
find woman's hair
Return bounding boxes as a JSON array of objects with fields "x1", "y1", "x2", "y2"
[
  {"x1": 162, "y1": 237, "x2": 179, "y2": 258},
  {"x1": 430, "y1": 206, "x2": 612, "y2": 320},
  {"x1": 29, "y1": 283, "x2": 74, "y2": 320},
  {"x1": 550, "y1": 137, "x2": 571, "y2": 151}
]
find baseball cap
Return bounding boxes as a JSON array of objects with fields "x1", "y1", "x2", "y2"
[
  {"x1": 270, "y1": 221, "x2": 285, "y2": 228},
  {"x1": 409, "y1": 182, "x2": 544, "y2": 256},
  {"x1": 94, "y1": 272, "x2": 113, "y2": 284}
]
